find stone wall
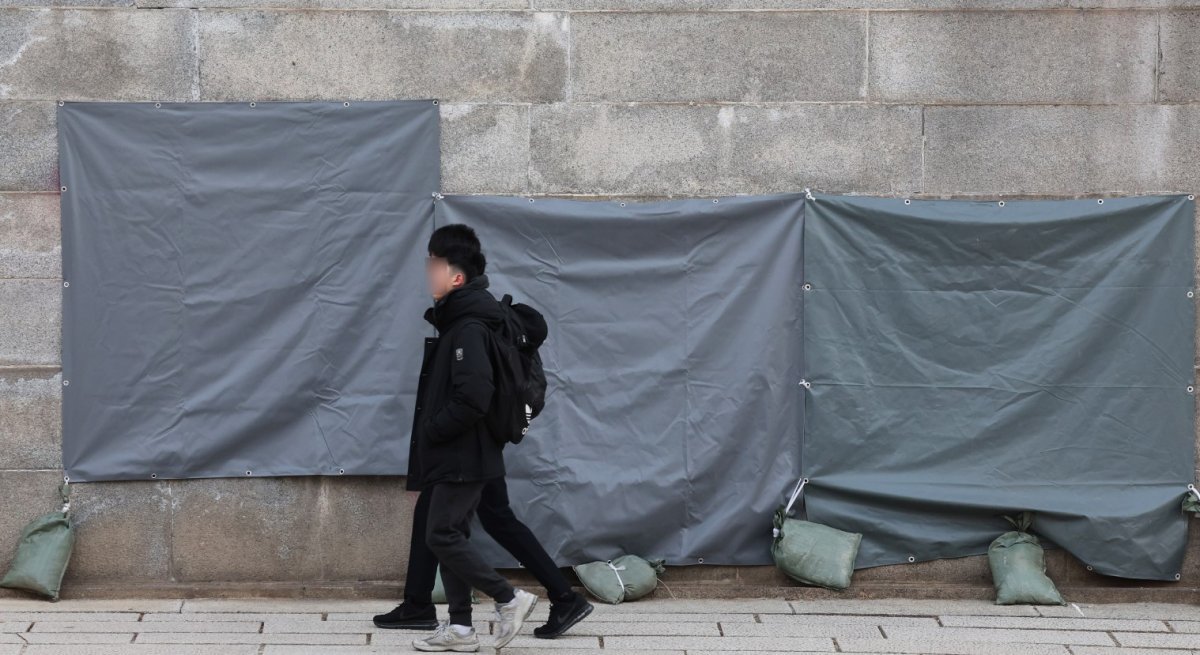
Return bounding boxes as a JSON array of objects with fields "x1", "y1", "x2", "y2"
[{"x1": 2, "y1": 0, "x2": 1199, "y2": 599}]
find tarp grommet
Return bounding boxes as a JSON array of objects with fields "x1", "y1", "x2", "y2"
[
  {"x1": 1189, "y1": 195, "x2": 1196, "y2": 201},
  {"x1": 62, "y1": 379, "x2": 69, "y2": 386},
  {"x1": 63, "y1": 281, "x2": 69, "y2": 288},
  {"x1": 907, "y1": 555, "x2": 915, "y2": 563},
  {"x1": 697, "y1": 557, "x2": 704, "y2": 563},
  {"x1": 245, "y1": 470, "x2": 252, "y2": 476},
  {"x1": 60, "y1": 186, "x2": 67, "y2": 193},
  {"x1": 1176, "y1": 573, "x2": 1182, "y2": 580},
  {"x1": 799, "y1": 379, "x2": 811, "y2": 389},
  {"x1": 528, "y1": 198, "x2": 535, "y2": 203},
  {"x1": 1188, "y1": 385, "x2": 1195, "y2": 394},
  {"x1": 154, "y1": 103, "x2": 161, "y2": 109},
  {"x1": 997, "y1": 201, "x2": 1005, "y2": 207},
  {"x1": 712, "y1": 199, "x2": 719, "y2": 204},
  {"x1": 1097, "y1": 199, "x2": 1104, "y2": 204},
  {"x1": 249, "y1": 102, "x2": 256, "y2": 108},
  {"x1": 150, "y1": 473, "x2": 157, "y2": 479},
  {"x1": 619, "y1": 202, "x2": 626, "y2": 207},
  {"x1": 904, "y1": 199, "x2": 911, "y2": 205},
  {"x1": 343, "y1": 102, "x2": 350, "y2": 107},
  {"x1": 803, "y1": 283, "x2": 813, "y2": 291},
  {"x1": 432, "y1": 100, "x2": 439, "y2": 105},
  {"x1": 338, "y1": 468, "x2": 345, "y2": 475},
  {"x1": 57, "y1": 100, "x2": 64, "y2": 107},
  {"x1": 1086, "y1": 565, "x2": 1093, "y2": 571},
  {"x1": 1188, "y1": 290, "x2": 1194, "y2": 298}
]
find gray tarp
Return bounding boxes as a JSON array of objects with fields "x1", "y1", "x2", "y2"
[
  {"x1": 59, "y1": 101, "x2": 440, "y2": 481},
  {"x1": 435, "y1": 194, "x2": 806, "y2": 567},
  {"x1": 802, "y1": 193, "x2": 1197, "y2": 581}
]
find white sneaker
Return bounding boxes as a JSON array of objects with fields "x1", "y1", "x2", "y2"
[
  {"x1": 413, "y1": 619, "x2": 480, "y2": 652},
  {"x1": 493, "y1": 589, "x2": 537, "y2": 649}
]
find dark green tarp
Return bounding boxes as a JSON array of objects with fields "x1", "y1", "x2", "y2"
[{"x1": 802, "y1": 194, "x2": 1196, "y2": 581}]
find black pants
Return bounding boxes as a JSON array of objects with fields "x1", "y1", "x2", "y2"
[{"x1": 407, "y1": 476, "x2": 573, "y2": 626}]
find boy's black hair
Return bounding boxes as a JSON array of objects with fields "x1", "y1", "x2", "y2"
[{"x1": 428, "y1": 224, "x2": 487, "y2": 281}]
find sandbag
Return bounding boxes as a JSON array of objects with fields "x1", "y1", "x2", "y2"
[
  {"x1": 0, "y1": 484, "x2": 75, "y2": 601},
  {"x1": 988, "y1": 512, "x2": 1066, "y2": 606},
  {"x1": 431, "y1": 565, "x2": 477, "y2": 604},
  {"x1": 771, "y1": 479, "x2": 861, "y2": 591},
  {"x1": 573, "y1": 555, "x2": 665, "y2": 604}
]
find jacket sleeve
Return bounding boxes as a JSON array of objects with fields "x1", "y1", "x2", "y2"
[{"x1": 421, "y1": 322, "x2": 495, "y2": 444}]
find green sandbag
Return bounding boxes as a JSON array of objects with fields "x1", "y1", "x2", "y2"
[
  {"x1": 573, "y1": 555, "x2": 665, "y2": 604},
  {"x1": 1, "y1": 484, "x2": 75, "y2": 601},
  {"x1": 771, "y1": 479, "x2": 861, "y2": 591},
  {"x1": 431, "y1": 565, "x2": 477, "y2": 604},
  {"x1": 988, "y1": 512, "x2": 1066, "y2": 606},
  {"x1": 1183, "y1": 490, "x2": 1200, "y2": 515},
  {"x1": 772, "y1": 513, "x2": 861, "y2": 590}
]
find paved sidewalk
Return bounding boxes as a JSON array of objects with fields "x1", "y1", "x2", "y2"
[{"x1": 1, "y1": 596, "x2": 1199, "y2": 654}]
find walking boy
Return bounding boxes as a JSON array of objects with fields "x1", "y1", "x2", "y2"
[{"x1": 399, "y1": 224, "x2": 587, "y2": 651}]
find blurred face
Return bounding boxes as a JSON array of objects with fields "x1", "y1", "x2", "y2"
[{"x1": 426, "y1": 254, "x2": 466, "y2": 301}]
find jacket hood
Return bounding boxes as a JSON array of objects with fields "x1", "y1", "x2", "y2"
[{"x1": 425, "y1": 274, "x2": 505, "y2": 333}]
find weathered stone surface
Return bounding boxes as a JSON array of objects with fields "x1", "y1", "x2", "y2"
[
  {"x1": 0, "y1": 102, "x2": 55, "y2": 191},
  {"x1": 0, "y1": 279, "x2": 59, "y2": 366},
  {"x1": 924, "y1": 105, "x2": 1200, "y2": 194},
  {"x1": 869, "y1": 11, "x2": 1156, "y2": 103},
  {"x1": 317, "y1": 476, "x2": 414, "y2": 581},
  {"x1": 571, "y1": 12, "x2": 865, "y2": 102},
  {"x1": 440, "y1": 103, "x2": 529, "y2": 193},
  {"x1": 0, "y1": 368, "x2": 60, "y2": 469},
  {"x1": 64, "y1": 481, "x2": 171, "y2": 582},
  {"x1": 198, "y1": 11, "x2": 568, "y2": 102},
  {"x1": 530, "y1": 103, "x2": 922, "y2": 195},
  {"x1": 540, "y1": 0, "x2": 1063, "y2": 7},
  {"x1": 0, "y1": 9, "x2": 195, "y2": 101},
  {"x1": 170, "y1": 478, "x2": 324, "y2": 582},
  {"x1": 0, "y1": 193, "x2": 58, "y2": 278},
  {"x1": 1161, "y1": 10, "x2": 1200, "y2": 102}
]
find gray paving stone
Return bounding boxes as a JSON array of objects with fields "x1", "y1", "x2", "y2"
[
  {"x1": 0, "y1": 612, "x2": 136, "y2": 622},
  {"x1": 1112, "y1": 632, "x2": 1200, "y2": 648},
  {"x1": 1073, "y1": 648, "x2": 1200, "y2": 655},
  {"x1": 790, "y1": 599, "x2": 1040, "y2": 616},
  {"x1": 24, "y1": 643, "x2": 258, "y2": 647},
  {"x1": 19, "y1": 633, "x2": 135, "y2": 643},
  {"x1": 721, "y1": 622, "x2": 882, "y2": 637},
  {"x1": 603, "y1": 635, "x2": 835, "y2": 650},
  {"x1": 837, "y1": 639, "x2": 1071, "y2": 654},
  {"x1": 135, "y1": 632, "x2": 368, "y2": 644},
  {"x1": 1038, "y1": 603, "x2": 1200, "y2": 620},
  {"x1": 760, "y1": 614, "x2": 940, "y2": 627},
  {"x1": 0, "y1": 599, "x2": 182, "y2": 613},
  {"x1": 881, "y1": 626, "x2": 1114, "y2": 645},
  {"x1": 31, "y1": 620, "x2": 261, "y2": 633},
  {"x1": 939, "y1": 614, "x2": 1167, "y2": 631}
]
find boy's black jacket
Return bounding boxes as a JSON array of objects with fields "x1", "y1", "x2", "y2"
[{"x1": 405, "y1": 274, "x2": 507, "y2": 492}]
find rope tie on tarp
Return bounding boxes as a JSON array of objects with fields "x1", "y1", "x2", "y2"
[{"x1": 774, "y1": 478, "x2": 809, "y2": 538}]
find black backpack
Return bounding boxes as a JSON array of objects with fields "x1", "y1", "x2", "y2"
[{"x1": 475, "y1": 294, "x2": 548, "y2": 445}]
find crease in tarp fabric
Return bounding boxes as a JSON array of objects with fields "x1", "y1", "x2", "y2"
[
  {"x1": 59, "y1": 101, "x2": 440, "y2": 481},
  {"x1": 800, "y1": 193, "x2": 1196, "y2": 581},
  {"x1": 434, "y1": 194, "x2": 806, "y2": 567}
]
